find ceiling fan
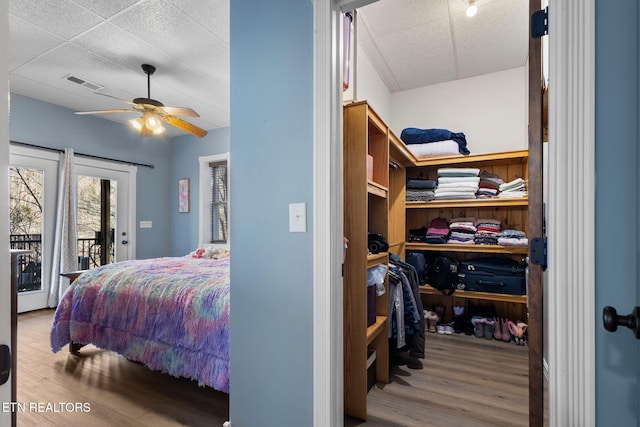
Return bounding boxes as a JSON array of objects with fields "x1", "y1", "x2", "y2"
[{"x1": 75, "y1": 64, "x2": 208, "y2": 138}]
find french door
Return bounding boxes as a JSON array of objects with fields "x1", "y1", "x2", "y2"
[
  {"x1": 75, "y1": 158, "x2": 134, "y2": 265},
  {"x1": 9, "y1": 148, "x2": 135, "y2": 312},
  {"x1": 9, "y1": 147, "x2": 58, "y2": 313}
]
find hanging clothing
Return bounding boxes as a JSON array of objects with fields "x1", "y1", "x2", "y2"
[{"x1": 389, "y1": 254, "x2": 425, "y2": 359}]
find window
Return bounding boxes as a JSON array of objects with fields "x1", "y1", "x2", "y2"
[{"x1": 199, "y1": 153, "x2": 230, "y2": 248}]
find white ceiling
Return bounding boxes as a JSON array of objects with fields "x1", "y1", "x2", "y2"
[{"x1": 8, "y1": 0, "x2": 528, "y2": 138}]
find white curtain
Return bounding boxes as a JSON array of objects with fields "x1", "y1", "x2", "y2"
[{"x1": 48, "y1": 149, "x2": 77, "y2": 307}]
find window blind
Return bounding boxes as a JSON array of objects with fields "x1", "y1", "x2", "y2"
[{"x1": 209, "y1": 161, "x2": 228, "y2": 243}]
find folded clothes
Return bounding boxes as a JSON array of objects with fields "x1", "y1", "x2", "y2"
[
  {"x1": 438, "y1": 177, "x2": 481, "y2": 184},
  {"x1": 427, "y1": 217, "x2": 449, "y2": 235},
  {"x1": 498, "y1": 237, "x2": 529, "y2": 246},
  {"x1": 407, "y1": 179, "x2": 437, "y2": 190},
  {"x1": 406, "y1": 189, "x2": 435, "y2": 201},
  {"x1": 434, "y1": 186, "x2": 479, "y2": 194},
  {"x1": 500, "y1": 177, "x2": 526, "y2": 192},
  {"x1": 437, "y1": 167, "x2": 480, "y2": 177},
  {"x1": 400, "y1": 128, "x2": 470, "y2": 155},
  {"x1": 405, "y1": 140, "x2": 460, "y2": 157},
  {"x1": 433, "y1": 191, "x2": 476, "y2": 199}
]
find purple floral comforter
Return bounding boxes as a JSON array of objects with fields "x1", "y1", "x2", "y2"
[{"x1": 50, "y1": 256, "x2": 230, "y2": 393}]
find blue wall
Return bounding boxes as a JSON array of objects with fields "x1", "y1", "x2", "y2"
[
  {"x1": 11, "y1": 94, "x2": 231, "y2": 259},
  {"x1": 595, "y1": 0, "x2": 640, "y2": 424},
  {"x1": 229, "y1": 0, "x2": 314, "y2": 425},
  {"x1": 170, "y1": 127, "x2": 230, "y2": 256}
]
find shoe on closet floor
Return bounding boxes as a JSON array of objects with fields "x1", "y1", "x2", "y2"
[
  {"x1": 453, "y1": 304, "x2": 465, "y2": 333},
  {"x1": 483, "y1": 318, "x2": 495, "y2": 339},
  {"x1": 471, "y1": 316, "x2": 485, "y2": 338},
  {"x1": 424, "y1": 310, "x2": 438, "y2": 333},
  {"x1": 493, "y1": 317, "x2": 502, "y2": 341},
  {"x1": 436, "y1": 322, "x2": 454, "y2": 335},
  {"x1": 501, "y1": 318, "x2": 511, "y2": 343}
]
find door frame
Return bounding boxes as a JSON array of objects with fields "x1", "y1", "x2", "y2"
[
  {"x1": 547, "y1": 0, "x2": 596, "y2": 425},
  {"x1": 311, "y1": 0, "x2": 587, "y2": 424}
]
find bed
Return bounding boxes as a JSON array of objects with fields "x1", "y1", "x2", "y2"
[{"x1": 49, "y1": 251, "x2": 230, "y2": 393}]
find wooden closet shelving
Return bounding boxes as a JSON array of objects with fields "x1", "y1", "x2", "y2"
[
  {"x1": 343, "y1": 100, "x2": 530, "y2": 420},
  {"x1": 390, "y1": 140, "x2": 530, "y2": 323},
  {"x1": 343, "y1": 101, "x2": 390, "y2": 421}
]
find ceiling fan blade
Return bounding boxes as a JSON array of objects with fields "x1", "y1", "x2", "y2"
[
  {"x1": 161, "y1": 106, "x2": 200, "y2": 117},
  {"x1": 163, "y1": 115, "x2": 208, "y2": 138},
  {"x1": 75, "y1": 109, "x2": 136, "y2": 115}
]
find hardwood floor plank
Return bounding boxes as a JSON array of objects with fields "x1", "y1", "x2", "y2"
[
  {"x1": 16, "y1": 309, "x2": 229, "y2": 427},
  {"x1": 346, "y1": 332, "x2": 534, "y2": 427}
]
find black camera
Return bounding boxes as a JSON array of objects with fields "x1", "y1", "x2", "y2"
[{"x1": 368, "y1": 233, "x2": 389, "y2": 254}]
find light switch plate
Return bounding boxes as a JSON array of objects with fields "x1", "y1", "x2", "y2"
[{"x1": 289, "y1": 203, "x2": 306, "y2": 233}]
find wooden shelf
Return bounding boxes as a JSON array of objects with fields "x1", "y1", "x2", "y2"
[
  {"x1": 367, "y1": 180, "x2": 388, "y2": 198},
  {"x1": 405, "y1": 242, "x2": 528, "y2": 254},
  {"x1": 420, "y1": 285, "x2": 527, "y2": 304},
  {"x1": 406, "y1": 197, "x2": 528, "y2": 209},
  {"x1": 412, "y1": 149, "x2": 529, "y2": 167},
  {"x1": 366, "y1": 316, "x2": 387, "y2": 345},
  {"x1": 367, "y1": 252, "x2": 388, "y2": 268}
]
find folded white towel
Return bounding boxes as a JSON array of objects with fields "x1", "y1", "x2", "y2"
[
  {"x1": 438, "y1": 177, "x2": 481, "y2": 185},
  {"x1": 405, "y1": 140, "x2": 460, "y2": 157}
]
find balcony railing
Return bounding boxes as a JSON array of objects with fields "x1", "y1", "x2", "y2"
[{"x1": 9, "y1": 233, "x2": 114, "y2": 293}]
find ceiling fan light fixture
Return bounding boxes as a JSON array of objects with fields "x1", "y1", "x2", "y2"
[
  {"x1": 466, "y1": 0, "x2": 478, "y2": 17},
  {"x1": 152, "y1": 124, "x2": 166, "y2": 135},
  {"x1": 129, "y1": 117, "x2": 144, "y2": 131}
]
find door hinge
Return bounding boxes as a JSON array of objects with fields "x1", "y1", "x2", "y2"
[
  {"x1": 529, "y1": 237, "x2": 547, "y2": 271},
  {"x1": 531, "y1": 7, "x2": 548, "y2": 38}
]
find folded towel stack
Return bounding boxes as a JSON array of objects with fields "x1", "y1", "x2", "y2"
[
  {"x1": 434, "y1": 168, "x2": 480, "y2": 200},
  {"x1": 498, "y1": 177, "x2": 527, "y2": 198},
  {"x1": 400, "y1": 128, "x2": 470, "y2": 155}
]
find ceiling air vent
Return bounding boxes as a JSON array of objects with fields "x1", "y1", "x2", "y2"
[{"x1": 63, "y1": 73, "x2": 104, "y2": 92}]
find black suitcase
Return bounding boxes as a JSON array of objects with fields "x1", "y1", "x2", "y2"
[{"x1": 457, "y1": 256, "x2": 526, "y2": 295}]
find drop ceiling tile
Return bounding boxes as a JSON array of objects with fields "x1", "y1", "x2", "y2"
[
  {"x1": 374, "y1": 17, "x2": 457, "y2": 91},
  {"x1": 8, "y1": 15, "x2": 66, "y2": 72},
  {"x1": 71, "y1": 0, "x2": 140, "y2": 19},
  {"x1": 358, "y1": 0, "x2": 449, "y2": 38},
  {"x1": 166, "y1": 0, "x2": 229, "y2": 44},
  {"x1": 9, "y1": 0, "x2": 103, "y2": 40},
  {"x1": 109, "y1": 0, "x2": 227, "y2": 66},
  {"x1": 452, "y1": 0, "x2": 528, "y2": 79}
]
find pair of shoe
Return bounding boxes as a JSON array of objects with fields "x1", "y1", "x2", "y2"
[
  {"x1": 436, "y1": 323, "x2": 454, "y2": 335},
  {"x1": 423, "y1": 310, "x2": 438, "y2": 333},
  {"x1": 493, "y1": 318, "x2": 512, "y2": 343},
  {"x1": 471, "y1": 316, "x2": 494, "y2": 339},
  {"x1": 453, "y1": 304, "x2": 465, "y2": 333},
  {"x1": 507, "y1": 320, "x2": 528, "y2": 345}
]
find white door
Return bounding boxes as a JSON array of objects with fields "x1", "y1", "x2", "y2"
[
  {"x1": 74, "y1": 158, "x2": 136, "y2": 264},
  {"x1": 9, "y1": 148, "x2": 59, "y2": 313}
]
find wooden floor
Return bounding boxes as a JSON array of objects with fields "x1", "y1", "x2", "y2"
[
  {"x1": 16, "y1": 309, "x2": 229, "y2": 427},
  {"x1": 18, "y1": 310, "x2": 544, "y2": 426},
  {"x1": 345, "y1": 332, "x2": 542, "y2": 427}
]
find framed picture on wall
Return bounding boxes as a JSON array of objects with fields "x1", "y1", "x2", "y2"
[{"x1": 178, "y1": 178, "x2": 190, "y2": 213}]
